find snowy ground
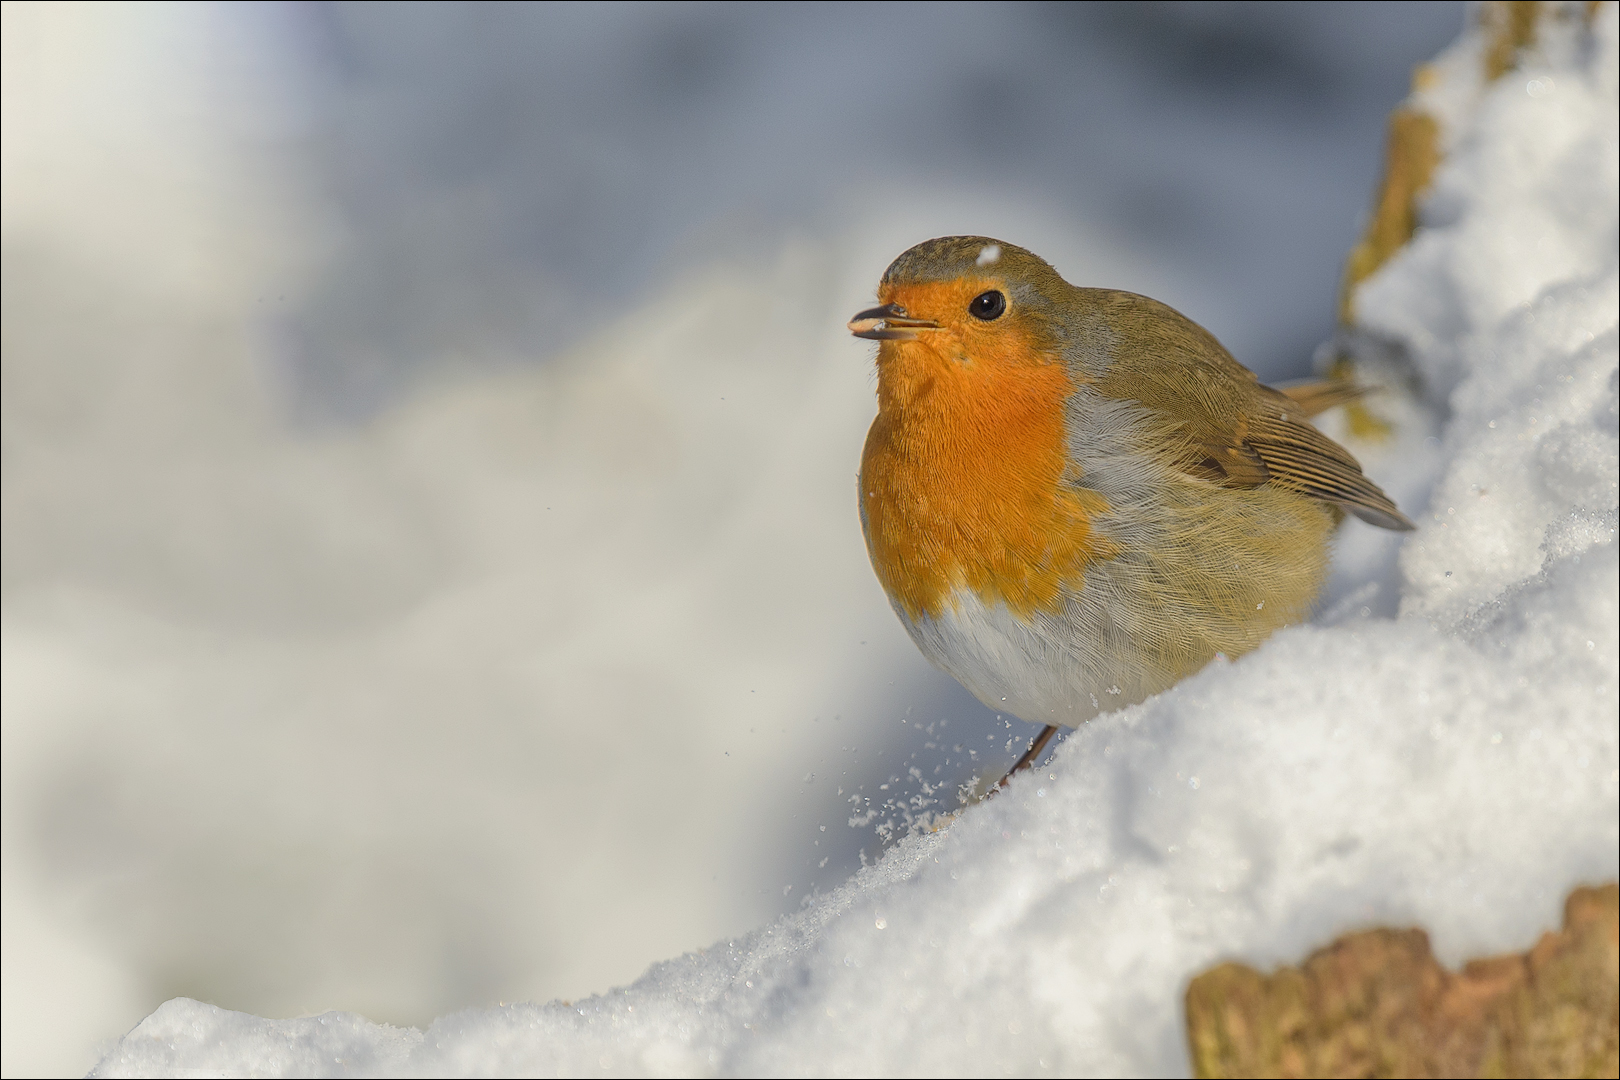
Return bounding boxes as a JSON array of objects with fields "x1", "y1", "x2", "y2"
[
  {"x1": 6, "y1": 3, "x2": 1615, "y2": 1077},
  {"x1": 77, "y1": 4, "x2": 1620, "y2": 1076}
]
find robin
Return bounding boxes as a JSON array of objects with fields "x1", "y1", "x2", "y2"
[{"x1": 849, "y1": 236, "x2": 1412, "y2": 786}]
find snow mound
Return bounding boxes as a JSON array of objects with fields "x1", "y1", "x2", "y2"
[{"x1": 92, "y1": 7, "x2": 1618, "y2": 1077}]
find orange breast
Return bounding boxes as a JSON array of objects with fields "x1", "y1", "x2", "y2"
[{"x1": 859, "y1": 321, "x2": 1112, "y2": 621}]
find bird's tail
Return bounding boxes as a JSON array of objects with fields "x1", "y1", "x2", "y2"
[{"x1": 1275, "y1": 377, "x2": 1369, "y2": 419}]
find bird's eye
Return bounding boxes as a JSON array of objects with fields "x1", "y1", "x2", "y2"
[{"x1": 968, "y1": 290, "x2": 1006, "y2": 321}]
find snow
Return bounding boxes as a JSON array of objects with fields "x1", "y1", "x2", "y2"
[
  {"x1": 73, "y1": 4, "x2": 1620, "y2": 1077},
  {"x1": 4, "y1": 8, "x2": 1478, "y2": 1075}
]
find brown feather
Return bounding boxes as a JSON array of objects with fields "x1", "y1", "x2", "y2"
[
  {"x1": 1078, "y1": 291, "x2": 1414, "y2": 531},
  {"x1": 1276, "y1": 378, "x2": 1369, "y2": 418}
]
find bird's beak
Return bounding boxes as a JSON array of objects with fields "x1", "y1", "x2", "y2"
[{"x1": 848, "y1": 303, "x2": 940, "y2": 341}]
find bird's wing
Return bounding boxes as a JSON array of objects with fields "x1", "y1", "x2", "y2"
[
  {"x1": 1238, "y1": 393, "x2": 1414, "y2": 530},
  {"x1": 1083, "y1": 291, "x2": 1414, "y2": 531}
]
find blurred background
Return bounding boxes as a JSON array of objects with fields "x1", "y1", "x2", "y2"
[{"x1": 2, "y1": 1, "x2": 1463, "y2": 1073}]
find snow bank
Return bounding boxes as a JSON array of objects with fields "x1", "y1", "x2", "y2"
[
  {"x1": 90, "y1": 5, "x2": 1619, "y2": 1078},
  {"x1": 3, "y1": 9, "x2": 1480, "y2": 1074}
]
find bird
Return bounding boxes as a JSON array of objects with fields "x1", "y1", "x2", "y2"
[{"x1": 848, "y1": 236, "x2": 1413, "y2": 785}]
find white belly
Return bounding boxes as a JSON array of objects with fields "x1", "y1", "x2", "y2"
[{"x1": 892, "y1": 569, "x2": 1166, "y2": 727}]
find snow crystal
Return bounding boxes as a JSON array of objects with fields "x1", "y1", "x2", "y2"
[{"x1": 90, "y1": 6, "x2": 1619, "y2": 1078}]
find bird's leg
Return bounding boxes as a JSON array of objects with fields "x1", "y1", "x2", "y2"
[{"x1": 995, "y1": 724, "x2": 1060, "y2": 790}]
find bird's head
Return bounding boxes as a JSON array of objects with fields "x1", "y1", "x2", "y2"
[{"x1": 849, "y1": 235, "x2": 1074, "y2": 372}]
